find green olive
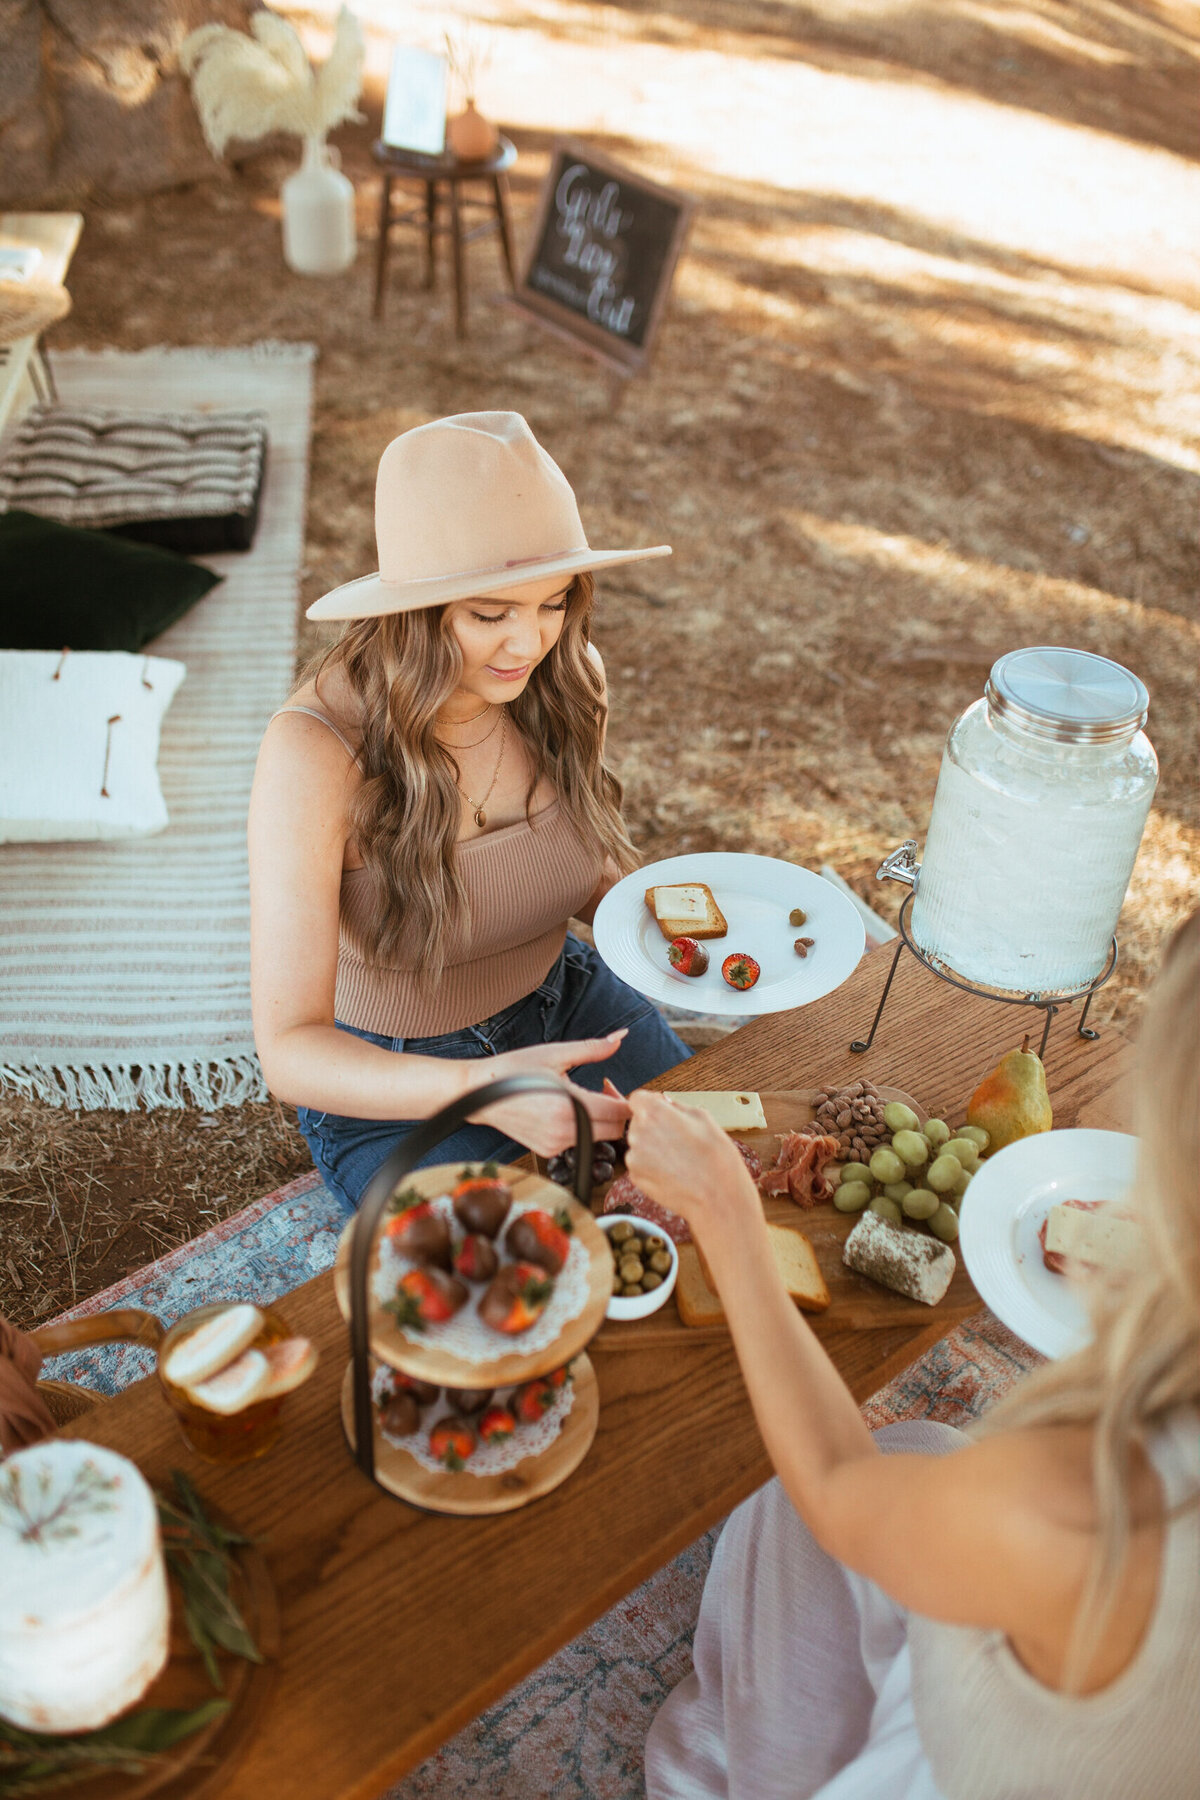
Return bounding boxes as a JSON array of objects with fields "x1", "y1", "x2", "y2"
[
  {"x1": 869, "y1": 1195, "x2": 903, "y2": 1222},
  {"x1": 619, "y1": 1255, "x2": 644, "y2": 1283},
  {"x1": 929, "y1": 1203, "x2": 960, "y2": 1243},
  {"x1": 626, "y1": 1236, "x2": 644, "y2": 1257},
  {"x1": 613, "y1": 1269, "x2": 624, "y2": 1293},
  {"x1": 643, "y1": 1235, "x2": 664, "y2": 1253},
  {"x1": 927, "y1": 1154, "x2": 962, "y2": 1193},
  {"x1": 891, "y1": 1129, "x2": 929, "y2": 1168},
  {"x1": 649, "y1": 1249, "x2": 673, "y2": 1275},
  {"x1": 642, "y1": 1270, "x2": 663, "y2": 1290},
  {"x1": 924, "y1": 1119, "x2": 951, "y2": 1148},
  {"x1": 883, "y1": 1101, "x2": 919, "y2": 1134},
  {"x1": 610, "y1": 1221, "x2": 634, "y2": 1244},
  {"x1": 869, "y1": 1147, "x2": 906, "y2": 1185},
  {"x1": 901, "y1": 1188, "x2": 940, "y2": 1220},
  {"x1": 834, "y1": 1180, "x2": 872, "y2": 1213},
  {"x1": 623, "y1": 1282, "x2": 644, "y2": 1297}
]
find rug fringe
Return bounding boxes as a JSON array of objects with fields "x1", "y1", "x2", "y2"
[
  {"x1": 0, "y1": 1055, "x2": 267, "y2": 1113},
  {"x1": 53, "y1": 341, "x2": 317, "y2": 365}
]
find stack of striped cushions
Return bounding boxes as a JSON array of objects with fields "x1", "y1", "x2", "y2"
[{"x1": 0, "y1": 404, "x2": 268, "y2": 553}]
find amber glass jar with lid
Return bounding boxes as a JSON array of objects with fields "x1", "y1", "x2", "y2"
[{"x1": 910, "y1": 646, "x2": 1157, "y2": 995}]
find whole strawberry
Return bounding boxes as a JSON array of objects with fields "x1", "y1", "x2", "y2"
[
  {"x1": 429, "y1": 1416, "x2": 477, "y2": 1471},
  {"x1": 721, "y1": 952, "x2": 761, "y2": 991},
  {"x1": 452, "y1": 1163, "x2": 513, "y2": 1238},
  {"x1": 513, "y1": 1362, "x2": 572, "y2": 1423},
  {"x1": 386, "y1": 1266, "x2": 468, "y2": 1331},
  {"x1": 479, "y1": 1261, "x2": 556, "y2": 1335},
  {"x1": 478, "y1": 1404, "x2": 516, "y2": 1444},
  {"x1": 385, "y1": 1187, "x2": 452, "y2": 1268},
  {"x1": 513, "y1": 1377, "x2": 557, "y2": 1423},
  {"x1": 504, "y1": 1207, "x2": 573, "y2": 1276},
  {"x1": 667, "y1": 936, "x2": 709, "y2": 977},
  {"x1": 454, "y1": 1232, "x2": 499, "y2": 1283}
]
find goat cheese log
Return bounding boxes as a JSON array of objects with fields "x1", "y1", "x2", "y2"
[{"x1": 843, "y1": 1211, "x2": 956, "y2": 1306}]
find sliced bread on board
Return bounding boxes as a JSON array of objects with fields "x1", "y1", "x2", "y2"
[
  {"x1": 644, "y1": 882, "x2": 728, "y2": 941},
  {"x1": 679, "y1": 1225, "x2": 831, "y2": 1325}
]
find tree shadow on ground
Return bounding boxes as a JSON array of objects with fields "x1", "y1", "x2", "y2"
[{"x1": 498, "y1": 0, "x2": 1200, "y2": 161}]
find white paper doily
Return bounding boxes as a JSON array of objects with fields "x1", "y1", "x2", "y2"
[
  {"x1": 373, "y1": 1193, "x2": 591, "y2": 1357},
  {"x1": 372, "y1": 1364, "x2": 575, "y2": 1477}
]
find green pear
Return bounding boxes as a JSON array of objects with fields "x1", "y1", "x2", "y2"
[{"x1": 967, "y1": 1035, "x2": 1052, "y2": 1150}]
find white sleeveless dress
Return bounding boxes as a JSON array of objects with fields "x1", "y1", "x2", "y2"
[{"x1": 645, "y1": 1411, "x2": 1200, "y2": 1800}]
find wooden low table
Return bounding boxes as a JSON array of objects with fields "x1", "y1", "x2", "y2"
[
  {"x1": 58, "y1": 943, "x2": 1133, "y2": 1799},
  {"x1": 0, "y1": 211, "x2": 83, "y2": 433},
  {"x1": 371, "y1": 137, "x2": 518, "y2": 337}
]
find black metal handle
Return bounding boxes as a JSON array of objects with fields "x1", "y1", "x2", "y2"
[{"x1": 348, "y1": 1074, "x2": 594, "y2": 1484}]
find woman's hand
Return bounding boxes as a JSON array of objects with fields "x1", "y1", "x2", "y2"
[
  {"x1": 467, "y1": 1033, "x2": 633, "y2": 1156},
  {"x1": 625, "y1": 1090, "x2": 762, "y2": 1238}
]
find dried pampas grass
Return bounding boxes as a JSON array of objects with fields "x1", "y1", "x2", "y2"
[{"x1": 181, "y1": 5, "x2": 365, "y2": 157}]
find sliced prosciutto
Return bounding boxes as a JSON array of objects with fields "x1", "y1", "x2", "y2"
[
  {"x1": 601, "y1": 1142, "x2": 763, "y2": 1245},
  {"x1": 757, "y1": 1132, "x2": 842, "y2": 1208}
]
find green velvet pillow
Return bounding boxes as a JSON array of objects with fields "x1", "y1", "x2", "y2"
[{"x1": 0, "y1": 508, "x2": 222, "y2": 651}]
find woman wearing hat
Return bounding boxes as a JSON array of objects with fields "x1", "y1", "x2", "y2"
[{"x1": 249, "y1": 412, "x2": 689, "y2": 1211}]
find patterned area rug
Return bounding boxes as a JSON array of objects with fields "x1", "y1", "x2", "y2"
[{"x1": 43, "y1": 1174, "x2": 1040, "y2": 1799}]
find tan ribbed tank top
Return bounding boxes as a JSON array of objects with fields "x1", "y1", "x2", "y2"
[
  {"x1": 273, "y1": 705, "x2": 606, "y2": 1037},
  {"x1": 908, "y1": 1407, "x2": 1200, "y2": 1799}
]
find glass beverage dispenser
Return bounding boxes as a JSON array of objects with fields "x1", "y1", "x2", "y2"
[{"x1": 910, "y1": 647, "x2": 1157, "y2": 996}]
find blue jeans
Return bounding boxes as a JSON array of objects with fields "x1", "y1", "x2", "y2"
[{"x1": 298, "y1": 934, "x2": 691, "y2": 1213}]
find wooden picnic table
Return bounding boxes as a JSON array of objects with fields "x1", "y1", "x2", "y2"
[{"x1": 59, "y1": 941, "x2": 1135, "y2": 1799}]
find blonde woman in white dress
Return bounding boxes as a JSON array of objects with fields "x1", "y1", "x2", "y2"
[{"x1": 624, "y1": 911, "x2": 1200, "y2": 1800}]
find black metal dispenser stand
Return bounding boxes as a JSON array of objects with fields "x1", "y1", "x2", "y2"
[{"x1": 849, "y1": 841, "x2": 1118, "y2": 1062}]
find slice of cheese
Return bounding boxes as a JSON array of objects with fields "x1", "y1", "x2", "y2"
[
  {"x1": 652, "y1": 885, "x2": 710, "y2": 923},
  {"x1": 1044, "y1": 1203, "x2": 1139, "y2": 1272},
  {"x1": 671, "y1": 1090, "x2": 768, "y2": 1132}
]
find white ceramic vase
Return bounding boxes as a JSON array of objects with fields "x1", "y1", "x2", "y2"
[{"x1": 281, "y1": 137, "x2": 356, "y2": 276}]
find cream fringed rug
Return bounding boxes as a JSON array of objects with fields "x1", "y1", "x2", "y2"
[{"x1": 0, "y1": 344, "x2": 314, "y2": 1110}]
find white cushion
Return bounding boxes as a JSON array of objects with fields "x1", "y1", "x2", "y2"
[{"x1": 0, "y1": 650, "x2": 185, "y2": 841}]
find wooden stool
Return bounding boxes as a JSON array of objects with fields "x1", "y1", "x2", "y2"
[{"x1": 371, "y1": 137, "x2": 518, "y2": 338}]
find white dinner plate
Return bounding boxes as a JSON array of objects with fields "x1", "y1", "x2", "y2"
[
  {"x1": 958, "y1": 1128, "x2": 1139, "y2": 1360},
  {"x1": 593, "y1": 853, "x2": 867, "y2": 1016}
]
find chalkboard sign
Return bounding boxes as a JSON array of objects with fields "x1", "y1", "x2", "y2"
[{"x1": 513, "y1": 141, "x2": 692, "y2": 377}]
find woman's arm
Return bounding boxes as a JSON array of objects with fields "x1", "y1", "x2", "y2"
[
  {"x1": 248, "y1": 715, "x2": 630, "y2": 1150},
  {"x1": 623, "y1": 1093, "x2": 1143, "y2": 1657}
]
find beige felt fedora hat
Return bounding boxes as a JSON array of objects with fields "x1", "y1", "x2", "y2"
[{"x1": 306, "y1": 411, "x2": 670, "y2": 620}]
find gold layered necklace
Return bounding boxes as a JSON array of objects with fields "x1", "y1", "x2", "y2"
[
  {"x1": 455, "y1": 710, "x2": 508, "y2": 829},
  {"x1": 434, "y1": 700, "x2": 500, "y2": 749}
]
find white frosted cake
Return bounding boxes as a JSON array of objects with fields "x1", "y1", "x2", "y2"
[{"x1": 0, "y1": 1440, "x2": 169, "y2": 1732}]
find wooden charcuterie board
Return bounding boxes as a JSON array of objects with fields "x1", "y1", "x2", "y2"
[{"x1": 592, "y1": 1089, "x2": 981, "y2": 1348}]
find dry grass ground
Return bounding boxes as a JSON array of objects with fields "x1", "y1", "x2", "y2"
[{"x1": 2, "y1": 0, "x2": 1197, "y2": 1328}]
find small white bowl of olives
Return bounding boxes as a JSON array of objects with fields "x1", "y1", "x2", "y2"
[{"x1": 598, "y1": 1214, "x2": 679, "y2": 1320}]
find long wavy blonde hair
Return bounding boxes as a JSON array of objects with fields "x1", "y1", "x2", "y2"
[
  {"x1": 304, "y1": 571, "x2": 637, "y2": 979},
  {"x1": 984, "y1": 908, "x2": 1200, "y2": 1687}
]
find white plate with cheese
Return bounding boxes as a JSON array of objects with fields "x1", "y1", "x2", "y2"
[
  {"x1": 593, "y1": 853, "x2": 867, "y2": 1016},
  {"x1": 959, "y1": 1128, "x2": 1139, "y2": 1359}
]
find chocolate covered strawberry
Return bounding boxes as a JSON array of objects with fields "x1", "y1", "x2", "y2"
[
  {"x1": 429, "y1": 1416, "x2": 477, "y2": 1471},
  {"x1": 392, "y1": 1371, "x2": 441, "y2": 1406},
  {"x1": 667, "y1": 936, "x2": 709, "y2": 977},
  {"x1": 454, "y1": 1232, "x2": 499, "y2": 1283},
  {"x1": 452, "y1": 1163, "x2": 513, "y2": 1238},
  {"x1": 385, "y1": 1187, "x2": 452, "y2": 1268},
  {"x1": 379, "y1": 1391, "x2": 420, "y2": 1438},
  {"x1": 721, "y1": 952, "x2": 761, "y2": 991},
  {"x1": 478, "y1": 1404, "x2": 516, "y2": 1444},
  {"x1": 386, "y1": 1266, "x2": 468, "y2": 1331},
  {"x1": 479, "y1": 1261, "x2": 555, "y2": 1335},
  {"x1": 455, "y1": 1387, "x2": 494, "y2": 1414},
  {"x1": 514, "y1": 1363, "x2": 572, "y2": 1423},
  {"x1": 505, "y1": 1207, "x2": 573, "y2": 1276}
]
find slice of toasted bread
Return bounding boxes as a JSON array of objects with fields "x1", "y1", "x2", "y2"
[
  {"x1": 693, "y1": 1223, "x2": 831, "y2": 1318},
  {"x1": 675, "y1": 1244, "x2": 727, "y2": 1327},
  {"x1": 645, "y1": 882, "x2": 728, "y2": 942}
]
